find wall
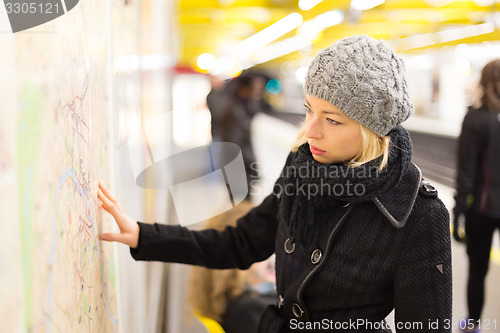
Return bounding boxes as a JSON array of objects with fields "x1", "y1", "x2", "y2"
[{"x1": 0, "y1": 0, "x2": 146, "y2": 331}]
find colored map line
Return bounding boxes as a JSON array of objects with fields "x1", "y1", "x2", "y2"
[
  {"x1": 46, "y1": 166, "x2": 117, "y2": 332},
  {"x1": 63, "y1": 74, "x2": 88, "y2": 117}
]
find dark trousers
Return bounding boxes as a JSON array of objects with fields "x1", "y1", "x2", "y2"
[{"x1": 465, "y1": 210, "x2": 500, "y2": 321}]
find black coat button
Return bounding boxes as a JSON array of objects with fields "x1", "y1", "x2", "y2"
[
  {"x1": 278, "y1": 295, "x2": 284, "y2": 309},
  {"x1": 284, "y1": 238, "x2": 295, "y2": 254},
  {"x1": 419, "y1": 180, "x2": 438, "y2": 198},
  {"x1": 292, "y1": 303, "x2": 304, "y2": 318},
  {"x1": 423, "y1": 183, "x2": 435, "y2": 192},
  {"x1": 311, "y1": 249, "x2": 322, "y2": 264}
]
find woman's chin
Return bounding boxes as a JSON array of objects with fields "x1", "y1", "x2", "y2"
[{"x1": 312, "y1": 155, "x2": 331, "y2": 164}]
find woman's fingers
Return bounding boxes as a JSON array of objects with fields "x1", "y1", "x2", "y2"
[
  {"x1": 99, "y1": 182, "x2": 118, "y2": 204},
  {"x1": 99, "y1": 232, "x2": 124, "y2": 243},
  {"x1": 98, "y1": 188, "x2": 114, "y2": 211},
  {"x1": 97, "y1": 181, "x2": 140, "y2": 248},
  {"x1": 99, "y1": 232, "x2": 137, "y2": 248},
  {"x1": 98, "y1": 200, "x2": 109, "y2": 212},
  {"x1": 98, "y1": 189, "x2": 123, "y2": 223},
  {"x1": 98, "y1": 182, "x2": 122, "y2": 213}
]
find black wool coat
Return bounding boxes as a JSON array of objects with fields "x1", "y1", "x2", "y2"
[
  {"x1": 455, "y1": 105, "x2": 500, "y2": 217},
  {"x1": 131, "y1": 158, "x2": 452, "y2": 333}
]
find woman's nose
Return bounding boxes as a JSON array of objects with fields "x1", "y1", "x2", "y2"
[{"x1": 305, "y1": 117, "x2": 323, "y2": 140}]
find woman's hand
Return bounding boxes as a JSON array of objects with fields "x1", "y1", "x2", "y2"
[{"x1": 98, "y1": 182, "x2": 139, "y2": 248}]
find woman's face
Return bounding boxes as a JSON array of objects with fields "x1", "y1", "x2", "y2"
[{"x1": 304, "y1": 94, "x2": 363, "y2": 164}]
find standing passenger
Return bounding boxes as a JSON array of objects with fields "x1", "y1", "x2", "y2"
[
  {"x1": 208, "y1": 75, "x2": 259, "y2": 199},
  {"x1": 454, "y1": 59, "x2": 500, "y2": 333},
  {"x1": 206, "y1": 74, "x2": 229, "y2": 143}
]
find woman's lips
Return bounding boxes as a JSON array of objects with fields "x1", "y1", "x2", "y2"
[{"x1": 309, "y1": 144, "x2": 326, "y2": 156}]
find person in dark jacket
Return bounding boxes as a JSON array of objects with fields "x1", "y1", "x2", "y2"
[
  {"x1": 206, "y1": 74, "x2": 229, "y2": 143},
  {"x1": 98, "y1": 35, "x2": 452, "y2": 332},
  {"x1": 453, "y1": 59, "x2": 500, "y2": 333},
  {"x1": 208, "y1": 74, "x2": 260, "y2": 197}
]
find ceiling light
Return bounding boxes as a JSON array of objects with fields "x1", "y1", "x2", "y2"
[
  {"x1": 252, "y1": 11, "x2": 344, "y2": 65},
  {"x1": 197, "y1": 53, "x2": 216, "y2": 71},
  {"x1": 473, "y1": 0, "x2": 496, "y2": 6},
  {"x1": 314, "y1": 10, "x2": 344, "y2": 28},
  {"x1": 298, "y1": 10, "x2": 344, "y2": 39},
  {"x1": 252, "y1": 8, "x2": 273, "y2": 24},
  {"x1": 295, "y1": 67, "x2": 308, "y2": 84},
  {"x1": 298, "y1": 0, "x2": 324, "y2": 11},
  {"x1": 253, "y1": 35, "x2": 310, "y2": 64},
  {"x1": 211, "y1": 55, "x2": 235, "y2": 76},
  {"x1": 437, "y1": 23, "x2": 495, "y2": 43},
  {"x1": 351, "y1": 0, "x2": 385, "y2": 11},
  {"x1": 212, "y1": 9, "x2": 343, "y2": 71},
  {"x1": 217, "y1": 0, "x2": 236, "y2": 5},
  {"x1": 396, "y1": 33, "x2": 435, "y2": 50},
  {"x1": 236, "y1": 12, "x2": 303, "y2": 55},
  {"x1": 424, "y1": 0, "x2": 456, "y2": 6},
  {"x1": 298, "y1": 21, "x2": 321, "y2": 39},
  {"x1": 210, "y1": 12, "x2": 304, "y2": 73},
  {"x1": 396, "y1": 23, "x2": 496, "y2": 50}
]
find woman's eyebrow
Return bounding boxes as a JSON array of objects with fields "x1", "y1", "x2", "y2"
[
  {"x1": 322, "y1": 110, "x2": 345, "y2": 118},
  {"x1": 304, "y1": 99, "x2": 345, "y2": 118}
]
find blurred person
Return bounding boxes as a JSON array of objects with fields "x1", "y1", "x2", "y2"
[
  {"x1": 246, "y1": 71, "x2": 273, "y2": 116},
  {"x1": 211, "y1": 74, "x2": 260, "y2": 198},
  {"x1": 207, "y1": 75, "x2": 229, "y2": 142},
  {"x1": 98, "y1": 35, "x2": 451, "y2": 332},
  {"x1": 188, "y1": 200, "x2": 276, "y2": 333},
  {"x1": 453, "y1": 59, "x2": 500, "y2": 333}
]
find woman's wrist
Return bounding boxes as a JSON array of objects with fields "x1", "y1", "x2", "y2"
[{"x1": 130, "y1": 221, "x2": 140, "y2": 248}]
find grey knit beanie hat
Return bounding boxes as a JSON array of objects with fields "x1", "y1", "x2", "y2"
[{"x1": 304, "y1": 35, "x2": 414, "y2": 136}]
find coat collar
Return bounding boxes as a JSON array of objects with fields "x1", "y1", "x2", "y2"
[{"x1": 373, "y1": 163, "x2": 422, "y2": 229}]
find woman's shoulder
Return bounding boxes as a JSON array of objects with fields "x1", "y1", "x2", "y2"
[
  {"x1": 464, "y1": 105, "x2": 496, "y2": 124},
  {"x1": 416, "y1": 180, "x2": 448, "y2": 210},
  {"x1": 373, "y1": 163, "x2": 449, "y2": 230},
  {"x1": 411, "y1": 179, "x2": 450, "y2": 226}
]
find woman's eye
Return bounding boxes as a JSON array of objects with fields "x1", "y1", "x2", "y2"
[
  {"x1": 304, "y1": 104, "x2": 312, "y2": 113},
  {"x1": 327, "y1": 118, "x2": 340, "y2": 125}
]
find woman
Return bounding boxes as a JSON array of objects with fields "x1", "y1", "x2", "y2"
[
  {"x1": 454, "y1": 59, "x2": 500, "y2": 333},
  {"x1": 98, "y1": 35, "x2": 452, "y2": 332}
]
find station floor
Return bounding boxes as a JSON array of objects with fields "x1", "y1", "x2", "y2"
[{"x1": 250, "y1": 113, "x2": 500, "y2": 332}]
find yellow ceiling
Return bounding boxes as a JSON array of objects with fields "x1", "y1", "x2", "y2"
[{"x1": 176, "y1": 0, "x2": 500, "y2": 70}]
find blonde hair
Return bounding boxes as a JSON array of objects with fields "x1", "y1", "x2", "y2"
[
  {"x1": 187, "y1": 201, "x2": 253, "y2": 323},
  {"x1": 291, "y1": 121, "x2": 390, "y2": 172}
]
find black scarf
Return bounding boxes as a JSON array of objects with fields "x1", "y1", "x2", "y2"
[{"x1": 277, "y1": 126, "x2": 413, "y2": 247}]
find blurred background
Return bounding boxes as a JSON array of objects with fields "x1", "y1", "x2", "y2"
[{"x1": 1, "y1": 0, "x2": 499, "y2": 332}]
